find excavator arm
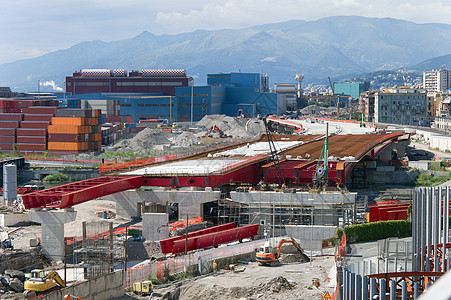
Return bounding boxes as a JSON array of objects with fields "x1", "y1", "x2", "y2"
[
  {"x1": 47, "y1": 271, "x2": 65, "y2": 288},
  {"x1": 275, "y1": 238, "x2": 308, "y2": 260}
]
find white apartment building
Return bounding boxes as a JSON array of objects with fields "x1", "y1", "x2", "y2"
[
  {"x1": 375, "y1": 87, "x2": 432, "y2": 126},
  {"x1": 423, "y1": 69, "x2": 450, "y2": 92}
]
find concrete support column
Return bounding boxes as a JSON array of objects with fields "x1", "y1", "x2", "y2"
[{"x1": 28, "y1": 208, "x2": 77, "y2": 261}]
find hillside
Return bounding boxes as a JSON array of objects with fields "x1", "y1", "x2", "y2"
[{"x1": 2, "y1": 16, "x2": 451, "y2": 91}]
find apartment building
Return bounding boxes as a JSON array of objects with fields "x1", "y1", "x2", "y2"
[
  {"x1": 423, "y1": 69, "x2": 450, "y2": 92},
  {"x1": 374, "y1": 87, "x2": 431, "y2": 126}
]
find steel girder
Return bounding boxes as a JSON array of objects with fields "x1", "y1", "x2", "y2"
[{"x1": 22, "y1": 176, "x2": 143, "y2": 209}]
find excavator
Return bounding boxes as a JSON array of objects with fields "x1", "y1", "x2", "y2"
[
  {"x1": 256, "y1": 238, "x2": 309, "y2": 266},
  {"x1": 24, "y1": 269, "x2": 65, "y2": 294},
  {"x1": 202, "y1": 125, "x2": 232, "y2": 138}
]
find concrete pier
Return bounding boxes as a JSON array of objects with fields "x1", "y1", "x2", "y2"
[{"x1": 28, "y1": 208, "x2": 77, "y2": 261}]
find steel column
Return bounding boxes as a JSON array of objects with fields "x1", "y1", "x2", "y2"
[
  {"x1": 380, "y1": 278, "x2": 386, "y2": 300},
  {"x1": 362, "y1": 276, "x2": 368, "y2": 300},
  {"x1": 401, "y1": 281, "x2": 407, "y2": 300},
  {"x1": 355, "y1": 274, "x2": 362, "y2": 300},
  {"x1": 390, "y1": 279, "x2": 396, "y2": 300}
]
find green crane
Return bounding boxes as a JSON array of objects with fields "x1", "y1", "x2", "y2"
[{"x1": 313, "y1": 123, "x2": 329, "y2": 190}]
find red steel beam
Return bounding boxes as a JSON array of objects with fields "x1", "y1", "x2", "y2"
[{"x1": 22, "y1": 176, "x2": 143, "y2": 209}]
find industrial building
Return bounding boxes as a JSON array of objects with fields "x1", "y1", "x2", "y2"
[
  {"x1": 64, "y1": 70, "x2": 282, "y2": 123},
  {"x1": 333, "y1": 82, "x2": 370, "y2": 99},
  {"x1": 65, "y1": 69, "x2": 189, "y2": 96}
]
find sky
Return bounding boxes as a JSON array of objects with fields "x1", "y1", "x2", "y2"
[{"x1": 1, "y1": 0, "x2": 451, "y2": 64}]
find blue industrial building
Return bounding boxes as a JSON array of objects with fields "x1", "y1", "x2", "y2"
[
  {"x1": 62, "y1": 72, "x2": 280, "y2": 123},
  {"x1": 207, "y1": 72, "x2": 269, "y2": 91},
  {"x1": 333, "y1": 82, "x2": 370, "y2": 99}
]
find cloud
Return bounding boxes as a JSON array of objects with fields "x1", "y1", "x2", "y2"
[
  {"x1": 2, "y1": 0, "x2": 451, "y2": 64},
  {"x1": 40, "y1": 80, "x2": 63, "y2": 92}
]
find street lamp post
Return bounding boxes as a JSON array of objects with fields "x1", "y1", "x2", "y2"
[
  {"x1": 190, "y1": 81, "x2": 194, "y2": 126},
  {"x1": 308, "y1": 198, "x2": 314, "y2": 267},
  {"x1": 37, "y1": 80, "x2": 40, "y2": 99}
]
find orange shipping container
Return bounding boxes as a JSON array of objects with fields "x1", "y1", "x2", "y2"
[
  {"x1": 48, "y1": 125, "x2": 89, "y2": 134},
  {"x1": 48, "y1": 142, "x2": 88, "y2": 151},
  {"x1": 51, "y1": 117, "x2": 87, "y2": 126}
]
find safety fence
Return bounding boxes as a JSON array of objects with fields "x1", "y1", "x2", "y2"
[
  {"x1": 125, "y1": 239, "x2": 265, "y2": 288},
  {"x1": 25, "y1": 156, "x2": 113, "y2": 164},
  {"x1": 335, "y1": 233, "x2": 347, "y2": 261},
  {"x1": 99, "y1": 154, "x2": 178, "y2": 174}
]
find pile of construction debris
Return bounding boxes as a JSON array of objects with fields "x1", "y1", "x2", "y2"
[
  {"x1": 196, "y1": 115, "x2": 265, "y2": 139},
  {"x1": 170, "y1": 276, "x2": 296, "y2": 300},
  {"x1": 103, "y1": 115, "x2": 264, "y2": 155},
  {"x1": 299, "y1": 105, "x2": 337, "y2": 116}
]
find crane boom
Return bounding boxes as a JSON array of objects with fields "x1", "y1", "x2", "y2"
[{"x1": 328, "y1": 77, "x2": 340, "y2": 116}]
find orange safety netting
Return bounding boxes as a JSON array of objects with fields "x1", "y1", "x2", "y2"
[
  {"x1": 65, "y1": 225, "x2": 142, "y2": 245},
  {"x1": 168, "y1": 217, "x2": 203, "y2": 231}
]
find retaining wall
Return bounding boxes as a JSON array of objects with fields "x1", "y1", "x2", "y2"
[{"x1": 37, "y1": 270, "x2": 124, "y2": 300}]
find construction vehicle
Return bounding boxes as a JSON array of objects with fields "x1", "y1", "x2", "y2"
[
  {"x1": 132, "y1": 280, "x2": 153, "y2": 296},
  {"x1": 24, "y1": 269, "x2": 65, "y2": 293},
  {"x1": 256, "y1": 238, "x2": 309, "y2": 266},
  {"x1": 202, "y1": 125, "x2": 232, "y2": 138}
]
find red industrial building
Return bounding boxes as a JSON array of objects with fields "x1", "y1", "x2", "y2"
[{"x1": 65, "y1": 69, "x2": 190, "y2": 96}]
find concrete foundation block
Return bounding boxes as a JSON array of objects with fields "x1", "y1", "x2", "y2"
[
  {"x1": 0, "y1": 213, "x2": 29, "y2": 227},
  {"x1": 28, "y1": 208, "x2": 77, "y2": 261},
  {"x1": 143, "y1": 213, "x2": 169, "y2": 241}
]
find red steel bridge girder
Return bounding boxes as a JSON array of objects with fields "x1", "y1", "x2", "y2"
[{"x1": 22, "y1": 176, "x2": 143, "y2": 209}]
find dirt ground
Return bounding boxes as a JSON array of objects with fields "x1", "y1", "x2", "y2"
[
  {"x1": 115, "y1": 249, "x2": 336, "y2": 300},
  {"x1": 10, "y1": 199, "x2": 133, "y2": 251}
]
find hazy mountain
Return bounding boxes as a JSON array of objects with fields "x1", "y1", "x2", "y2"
[
  {"x1": 410, "y1": 54, "x2": 451, "y2": 72},
  {"x1": 3, "y1": 16, "x2": 451, "y2": 92}
]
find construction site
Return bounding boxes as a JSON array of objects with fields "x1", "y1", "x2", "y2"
[{"x1": 0, "y1": 113, "x2": 433, "y2": 300}]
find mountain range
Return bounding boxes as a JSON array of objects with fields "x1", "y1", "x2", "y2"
[{"x1": 3, "y1": 16, "x2": 451, "y2": 92}]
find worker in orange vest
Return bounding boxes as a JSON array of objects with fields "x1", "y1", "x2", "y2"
[{"x1": 213, "y1": 260, "x2": 217, "y2": 273}]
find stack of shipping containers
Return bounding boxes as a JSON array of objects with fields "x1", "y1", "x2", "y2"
[
  {"x1": 0, "y1": 113, "x2": 21, "y2": 152},
  {"x1": 48, "y1": 109, "x2": 102, "y2": 155},
  {"x1": 17, "y1": 106, "x2": 57, "y2": 154},
  {"x1": 0, "y1": 99, "x2": 58, "y2": 113}
]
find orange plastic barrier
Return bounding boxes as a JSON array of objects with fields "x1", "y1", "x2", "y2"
[{"x1": 168, "y1": 217, "x2": 203, "y2": 231}]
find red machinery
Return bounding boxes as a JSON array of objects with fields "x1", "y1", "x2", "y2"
[{"x1": 202, "y1": 125, "x2": 232, "y2": 138}]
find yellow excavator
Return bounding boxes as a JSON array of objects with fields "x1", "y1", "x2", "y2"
[{"x1": 24, "y1": 269, "x2": 65, "y2": 293}]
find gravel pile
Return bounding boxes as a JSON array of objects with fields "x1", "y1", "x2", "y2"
[
  {"x1": 172, "y1": 132, "x2": 201, "y2": 148},
  {"x1": 107, "y1": 127, "x2": 173, "y2": 154},
  {"x1": 196, "y1": 115, "x2": 265, "y2": 139}
]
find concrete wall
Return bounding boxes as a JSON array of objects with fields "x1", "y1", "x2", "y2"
[
  {"x1": 38, "y1": 270, "x2": 124, "y2": 300},
  {"x1": 0, "y1": 213, "x2": 29, "y2": 227},
  {"x1": 142, "y1": 213, "x2": 169, "y2": 241},
  {"x1": 408, "y1": 160, "x2": 431, "y2": 170},
  {"x1": 106, "y1": 189, "x2": 221, "y2": 219},
  {"x1": 284, "y1": 225, "x2": 337, "y2": 251}
]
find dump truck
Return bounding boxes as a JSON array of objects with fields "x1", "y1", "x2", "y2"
[{"x1": 24, "y1": 269, "x2": 65, "y2": 293}]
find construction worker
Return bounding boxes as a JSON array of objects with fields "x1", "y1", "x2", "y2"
[{"x1": 213, "y1": 260, "x2": 217, "y2": 273}]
